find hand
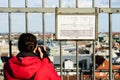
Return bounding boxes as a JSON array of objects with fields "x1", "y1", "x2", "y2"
[
  {"x1": 34, "y1": 45, "x2": 47, "y2": 59},
  {"x1": 37, "y1": 46, "x2": 44, "y2": 59}
]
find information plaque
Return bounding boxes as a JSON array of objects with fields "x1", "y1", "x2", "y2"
[{"x1": 56, "y1": 14, "x2": 97, "y2": 40}]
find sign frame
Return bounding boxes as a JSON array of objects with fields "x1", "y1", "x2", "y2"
[{"x1": 55, "y1": 8, "x2": 98, "y2": 41}]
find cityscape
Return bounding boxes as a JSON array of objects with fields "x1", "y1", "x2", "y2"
[
  {"x1": 0, "y1": 32, "x2": 120, "y2": 79},
  {"x1": 0, "y1": 0, "x2": 120, "y2": 79}
]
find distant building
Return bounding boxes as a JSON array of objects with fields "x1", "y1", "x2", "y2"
[
  {"x1": 0, "y1": 39, "x2": 5, "y2": 46},
  {"x1": 53, "y1": 54, "x2": 92, "y2": 70}
]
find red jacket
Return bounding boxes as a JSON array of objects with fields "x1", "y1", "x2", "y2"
[{"x1": 4, "y1": 55, "x2": 61, "y2": 80}]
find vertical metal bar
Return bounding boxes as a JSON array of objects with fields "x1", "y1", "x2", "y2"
[
  {"x1": 58, "y1": 1, "x2": 63, "y2": 80},
  {"x1": 60, "y1": 41, "x2": 63, "y2": 80},
  {"x1": 109, "y1": 12, "x2": 113, "y2": 80},
  {"x1": 42, "y1": 0, "x2": 44, "y2": 8},
  {"x1": 92, "y1": 0, "x2": 95, "y2": 8},
  {"x1": 109, "y1": 0, "x2": 112, "y2": 80},
  {"x1": 80, "y1": 71, "x2": 82, "y2": 80},
  {"x1": 93, "y1": 41, "x2": 95, "y2": 80},
  {"x1": 8, "y1": 0, "x2": 12, "y2": 58},
  {"x1": 76, "y1": 0, "x2": 78, "y2": 8},
  {"x1": 94, "y1": 7, "x2": 99, "y2": 80},
  {"x1": 25, "y1": 0, "x2": 28, "y2": 33},
  {"x1": 42, "y1": 0, "x2": 45, "y2": 45},
  {"x1": 42, "y1": 13, "x2": 45, "y2": 45},
  {"x1": 92, "y1": 0, "x2": 95, "y2": 80},
  {"x1": 67, "y1": 71, "x2": 69, "y2": 80},
  {"x1": 75, "y1": 1, "x2": 79, "y2": 80},
  {"x1": 76, "y1": 41, "x2": 79, "y2": 80},
  {"x1": 59, "y1": 0, "x2": 61, "y2": 8}
]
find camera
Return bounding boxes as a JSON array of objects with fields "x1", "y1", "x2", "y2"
[{"x1": 36, "y1": 46, "x2": 50, "y2": 59}]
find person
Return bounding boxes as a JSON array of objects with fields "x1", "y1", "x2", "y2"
[{"x1": 3, "y1": 33, "x2": 61, "y2": 80}]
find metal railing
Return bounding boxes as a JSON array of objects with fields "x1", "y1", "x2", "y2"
[{"x1": 0, "y1": 0, "x2": 120, "y2": 80}]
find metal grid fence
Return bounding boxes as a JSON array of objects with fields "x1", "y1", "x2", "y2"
[{"x1": 0, "y1": 0, "x2": 120, "y2": 80}]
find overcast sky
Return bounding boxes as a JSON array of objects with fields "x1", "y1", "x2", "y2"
[{"x1": 0, "y1": 0, "x2": 120, "y2": 33}]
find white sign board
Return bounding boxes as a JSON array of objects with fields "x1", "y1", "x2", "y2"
[{"x1": 56, "y1": 15, "x2": 96, "y2": 40}]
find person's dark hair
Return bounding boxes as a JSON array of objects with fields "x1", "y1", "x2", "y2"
[{"x1": 18, "y1": 33, "x2": 37, "y2": 53}]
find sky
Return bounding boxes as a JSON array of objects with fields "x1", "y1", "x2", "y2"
[{"x1": 0, "y1": 0, "x2": 120, "y2": 33}]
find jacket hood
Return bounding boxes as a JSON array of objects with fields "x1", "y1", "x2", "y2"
[{"x1": 5, "y1": 56, "x2": 41, "y2": 79}]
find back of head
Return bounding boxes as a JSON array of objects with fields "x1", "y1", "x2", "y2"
[{"x1": 18, "y1": 33, "x2": 37, "y2": 53}]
